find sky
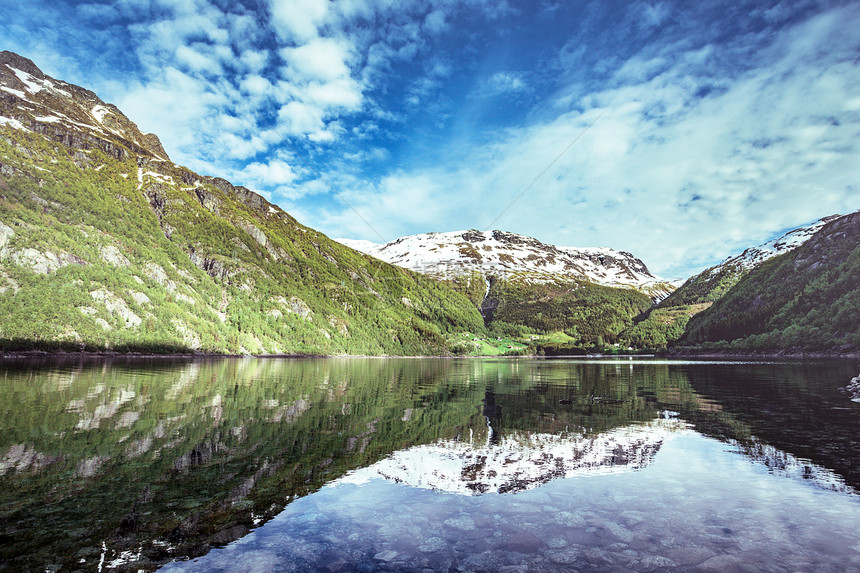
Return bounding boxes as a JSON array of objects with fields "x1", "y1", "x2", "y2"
[{"x1": 1, "y1": 0, "x2": 859, "y2": 279}]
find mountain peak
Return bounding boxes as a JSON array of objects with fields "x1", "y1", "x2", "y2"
[
  {"x1": 0, "y1": 50, "x2": 169, "y2": 161},
  {"x1": 0, "y1": 51, "x2": 45, "y2": 79},
  {"x1": 336, "y1": 229, "x2": 670, "y2": 298},
  {"x1": 719, "y1": 214, "x2": 843, "y2": 271}
]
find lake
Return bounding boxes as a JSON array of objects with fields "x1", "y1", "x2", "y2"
[{"x1": 1, "y1": 357, "x2": 859, "y2": 572}]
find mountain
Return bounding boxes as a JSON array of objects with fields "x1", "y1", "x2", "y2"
[
  {"x1": 618, "y1": 214, "x2": 849, "y2": 350},
  {"x1": 658, "y1": 215, "x2": 840, "y2": 309},
  {"x1": 339, "y1": 418, "x2": 684, "y2": 495},
  {"x1": 337, "y1": 229, "x2": 673, "y2": 298},
  {"x1": 680, "y1": 211, "x2": 860, "y2": 351},
  {"x1": 338, "y1": 230, "x2": 668, "y2": 344},
  {"x1": 0, "y1": 51, "x2": 484, "y2": 354}
]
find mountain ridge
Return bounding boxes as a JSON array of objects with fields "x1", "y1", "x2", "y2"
[
  {"x1": 336, "y1": 228, "x2": 675, "y2": 302},
  {"x1": 659, "y1": 214, "x2": 841, "y2": 309},
  {"x1": 0, "y1": 50, "x2": 855, "y2": 356},
  {"x1": 680, "y1": 211, "x2": 860, "y2": 351}
]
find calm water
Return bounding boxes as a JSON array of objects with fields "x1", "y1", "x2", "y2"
[{"x1": 1, "y1": 357, "x2": 859, "y2": 572}]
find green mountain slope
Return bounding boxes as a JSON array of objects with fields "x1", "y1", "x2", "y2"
[
  {"x1": 0, "y1": 51, "x2": 483, "y2": 355},
  {"x1": 484, "y1": 276, "x2": 653, "y2": 346},
  {"x1": 659, "y1": 216, "x2": 839, "y2": 310},
  {"x1": 622, "y1": 215, "x2": 842, "y2": 350},
  {"x1": 681, "y1": 212, "x2": 860, "y2": 351}
]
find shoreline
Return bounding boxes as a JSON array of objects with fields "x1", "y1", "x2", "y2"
[
  {"x1": 664, "y1": 348, "x2": 860, "y2": 361},
  {"x1": 1, "y1": 349, "x2": 858, "y2": 361}
]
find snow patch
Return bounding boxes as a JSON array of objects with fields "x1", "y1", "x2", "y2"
[
  {"x1": 0, "y1": 85, "x2": 26, "y2": 99},
  {"x1": 0, "y1": 116, "x2": 26, "y2": 131},
  {"x1": 718, "y1": 215, "x2": 839, "y2": 271},
  {"x1": 91, "y1": 104, "x2": 110, "y2": 123},
  {"x1": 336, "y1": 238, "x2": 381, "y2": 253},
  {"x1": 8, "y1": 67, "x2": 43, "y2": 94},
  {"x1": 6, "y1": 66, "x2": 72, "y2": 97},
  {"x1": 140, "y1": 171, "x2": 174, "y2": 186}
]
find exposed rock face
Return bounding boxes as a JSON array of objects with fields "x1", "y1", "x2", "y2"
[
  {"x1": 0, "y1": 52, "x2": 43, "y2": 79},
  {"x1": 90, "y1": 289, "x2": 142, "y2": 328},
  {"x1": 3, "y1": 247, "x2": 85, "y2": 274},
  {"x1": 100, "y1": 245, "x2": 130, "y2": 267},
  {"x1": 0, "y1": 50, "x2": 168, "y2": 161},
  {"x1": 842, "y1": 374, "x2": 860, "y2": 402},
  {"x1": 205, "y1": 177, "x2": 267, "y2": 214},
  {"x1": 0, "y1": 221, "x2": 13, "y2": 250},
  {"x1": 194, "y1": 188, "x2": 221, "y2": 214}
]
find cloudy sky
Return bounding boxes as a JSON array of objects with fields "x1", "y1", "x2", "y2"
[{"x1": 2, "y1": 0, "x2": 859, "y2": 278}]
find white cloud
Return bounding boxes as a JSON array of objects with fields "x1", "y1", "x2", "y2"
[
  {"x1": 277, "y1": 101, "x2": 325, "y2": 136},
  {"x1": 8, "y1": 0, "x2": 856, "y2": 281},
  {"x1": 240, "y1": 74, "x2": 273, "y2": 97},
  {"x1": 269, "y1": 0, "x2": 330, "y2": 42},
  {"x1": 281, "y1": 38, "x2": 353, "y2": 83},
  {"x1": 174, "y1": 44, "x2": 223, "y2": 75},
  {"x1": 482, "y1": 71, "x2": 528, "y2": 96},
  {"x1": 240, "y1": 159, "x2": 297, "y2": 187}
]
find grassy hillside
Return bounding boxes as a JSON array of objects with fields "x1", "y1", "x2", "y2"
[
  {"x1": 0, "y1": 122, "x2": 482, "y2": 355},
  {"x1": 619, "y1": 303, "x2": 712, "y2": 350},
  {"x1": 658, "y1": 264, "x2": 745, "y2": 308},
  {"x1": 681, "y1": 212, "x2": 860, "y2": 351},
  {"x1": 483, "y1": 276, "x2": 653, "y2": 346}
]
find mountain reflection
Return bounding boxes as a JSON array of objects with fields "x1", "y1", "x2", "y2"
[
  {"x1": 340, "y1": 417, "x2": 687, "y2": 495},
  {"x1": 0, "y1": 357, "x2": 857, "y2": 572}
]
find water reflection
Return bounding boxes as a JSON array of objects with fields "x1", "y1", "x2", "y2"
[
  {"x1": 341, "y1": 417, "x2": 686, "y2": 495},
  {"x1": 0, "y1": 357, "x2": 857, "y2": 572}
]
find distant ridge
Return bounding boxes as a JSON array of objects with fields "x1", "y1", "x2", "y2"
[
  {"x1": 660, "y1": 214, "x2": 842, "y2": 308},
  {"x1": 337, "y1": 229, "x2": 674, "y2": 300}
]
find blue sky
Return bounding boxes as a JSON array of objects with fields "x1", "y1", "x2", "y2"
[{"x1": 2, "y1": 0, "x2": 859, "y2": 278}]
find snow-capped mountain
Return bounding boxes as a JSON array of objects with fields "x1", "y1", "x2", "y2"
[
  {"x1": 338, "y1": 229, "x2": 673, "y2": 298},
  {"x1": 337, "y1": 415, "x2": 854, "y2": 496},
  {"x1": 715, "y1": 215, "x2": 842, "y2": 272},
  {"x1": 659, "y1": 213, "x2": 847, "y2": 309}
]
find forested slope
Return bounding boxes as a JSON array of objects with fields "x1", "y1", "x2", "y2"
[{"x1": 681, "y1": 212, "x2": 860, "y2": 351}]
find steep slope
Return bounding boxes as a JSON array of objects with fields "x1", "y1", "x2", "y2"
[
  {"x1": 0, "y1": 51, "x2": 483, "y2": 354},
  {"x1": 619, "y1": 214, "x2": 845, "y2": 350},
  {"x1": 483, "y1": 277, "x2": 653, "y2": 344},
  {"x1": 681, "y1": 211, "x2": 860, "y2": 351},
  {"x1": 659, "y1": 215, "x2": 840, "y2": 309}
]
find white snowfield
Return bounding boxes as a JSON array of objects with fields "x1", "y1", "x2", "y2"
[{"x1": 337, "y1": 229, "x2": 670, "y2": 293}]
